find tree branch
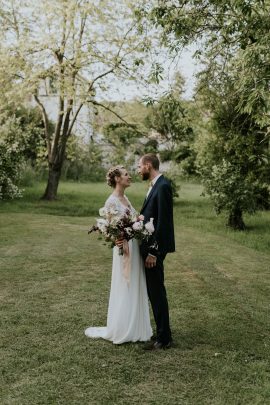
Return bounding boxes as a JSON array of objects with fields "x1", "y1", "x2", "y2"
[
  {"x1": 88, "y1": 67, "x2": 115, "y2": 92},
  {"x1": 90, "y1": 100, "x2": 130, "y2": 125},
  {"x1": 34, "y1": 94, "x2": 52, "y2": 158},
  {"x1": 66, "y1": 102, "x2": 84, "y2": 138}
]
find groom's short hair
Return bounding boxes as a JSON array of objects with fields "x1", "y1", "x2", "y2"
[{"x1": 142, "y1": 154, "x2": 160, "y2": 170}]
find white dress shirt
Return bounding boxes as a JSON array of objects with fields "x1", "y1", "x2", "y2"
[
  {"x1": 146, "y1": 173, "x2": 162, "y2": 198},
  {"x1": 146, "y1": 174, "x2": 162, "y2": 258}
]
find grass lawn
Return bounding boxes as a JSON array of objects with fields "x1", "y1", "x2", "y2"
[{"x1": 1, "y1": 181, "x2": 270, "y2": 404}]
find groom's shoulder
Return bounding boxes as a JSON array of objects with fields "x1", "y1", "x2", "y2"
[{"x1": 158, "y1": 175, "x2": 172, "y2": 190}]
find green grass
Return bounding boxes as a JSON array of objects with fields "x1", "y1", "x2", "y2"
[{"x1": 1, "y1": 181, "x2": 270, "y2": 404}]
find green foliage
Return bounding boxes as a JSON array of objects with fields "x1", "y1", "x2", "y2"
[
  {"x1": 12, "y1": 106, "x2": 49, "y2": 165},
  {"x1": 104, "y1": 123, "x2": 140, "y2": 147},
  {"x1": 0, "y1": 116, "x2": 24, "y2": 199},
  {"x1": 145, "y1": 0, "x2": 270, "y2": 130},
  {"x1": 19, "y1": 161, "x2": 42, "y2": 187},
  {"x1": 0, "y1": 105, "x2": 51, "y2": 197},
  {"x1": 160, "y1": 143, "x2": 197, "y2": 177},
  {"x1": 102, "y1": 122, "x2": 142, "y2": 167},
  {"x1": 142, "y1": 138, "x2": 159, "y2": 154},
  {"x1": 64, "y1": 136, "x2": 106, "y2": 182},
  {"x1": 195, "y1": 77, "x2": 270, "y2": 228},
  {"x1": 202, "y1": 159, "x2": 264, "y2": 217},
  {"x1": 0, "y1": 0, "x2": 154, "y2": 199},
  {"x1": 143, "y1": 0, "x2": 270, "y2": 228},
  {"x1": 144, "y1": 88, "x2": 196, "y2": 176},
  {"x1": 145, "y1": 93, "x2": 193, "y2": 147}
]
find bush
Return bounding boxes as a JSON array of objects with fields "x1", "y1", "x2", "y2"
[
  {"x1": 0, "y1": 117, "x2": 24, "y2": 200},
  {"x1": 202, "y1": 160, "x2": 258, "y2": 214},
  {"x1": 63, "y1": 160, "x2": 106, "y2": 182},
  {"x1": 18, "y1": 161, "x2": 44, "y2": 187},
  {"x1": 160, "y1": 143, "x2": 197, "y2": 177},
  {"x1": 63, "y1": 139, "x2": 107, "y2": 182},
  {"x1": 0, "y1": 145, "x2": 23, "y2": 200}
]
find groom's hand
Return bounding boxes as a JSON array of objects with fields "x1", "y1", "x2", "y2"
[{"x1": 145, "y1": 255, "x2": 157, "y2": 268}]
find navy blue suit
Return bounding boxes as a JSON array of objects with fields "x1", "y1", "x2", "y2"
[{"x1": 140, "y1": 175, "x2": 175, "y2": 344}]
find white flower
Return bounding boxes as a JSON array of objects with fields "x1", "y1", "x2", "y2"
[
  {"x1": 110, "y1": 216, "x2": 120, "y2": 227},
  {"x1": 96, "y1": 218, "x2": 109, "y2": 233},
  {"x1": 132, "y1": 221, "x2": 144, "y2": 231},
  {"x1": 125, "y1": 227, "x2": 133, "y2": 236},
  {"x1": 145, "y1": 218, "x2": 155, "y2": 234},
  {"x1": 99, "y1": 207, "x2": 107, "y2": 217},
  {"x1": 138, "y1": 214, "x2": 144, "y2": 221}
]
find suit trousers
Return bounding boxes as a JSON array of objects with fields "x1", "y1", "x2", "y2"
[{"x1": 143, "y1": 254, "x2": 172, "y2": 344}]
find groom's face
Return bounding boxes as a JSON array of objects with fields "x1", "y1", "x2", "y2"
[{"x1": 137, "y1": 158, "x2": 150, "y2": 181}]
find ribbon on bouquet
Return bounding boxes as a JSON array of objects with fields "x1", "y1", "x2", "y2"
[{"x1": 122, "y1": 239, "x2": 131, "y2": 286}]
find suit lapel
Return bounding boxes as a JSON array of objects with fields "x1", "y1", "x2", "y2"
[{"x1": 141, "y1": 175, "x2": 163, "y2": 212}]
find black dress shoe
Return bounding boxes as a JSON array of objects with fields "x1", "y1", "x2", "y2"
[{"x1": 143, "y1": 340, "x2": 172, "y2": 351}]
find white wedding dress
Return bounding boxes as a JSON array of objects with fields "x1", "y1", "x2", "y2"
[{"x1": 85, "y1": 194, "x2": 152, "y2": 344}]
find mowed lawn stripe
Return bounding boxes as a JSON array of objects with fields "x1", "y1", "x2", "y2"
[{"x1": 1, "y1": 206, "x2": 270, "y2": 404}]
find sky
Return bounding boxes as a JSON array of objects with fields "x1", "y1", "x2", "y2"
[{"x1": 104, "y1": 45, "x2": 200, "y2": 102}]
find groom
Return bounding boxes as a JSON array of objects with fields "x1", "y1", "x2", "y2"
[{"x1": 138, "y1": 153, "x2": 175, "y2": 350}]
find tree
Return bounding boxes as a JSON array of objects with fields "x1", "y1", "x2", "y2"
[
  {"x1": 142, "y1": 0, "x2": 270, "y2": 228},
  {"x1": 195, "y1": 71, "x2": 270, "y2": 229},
  {"x1": 142, "y1": 0, "x2": 270, "y2": 134},
  {"x1": 102, "y1": 122, "x2": 142, "y2": 167},
  {"x1": 144, "y1": 74, "x2": 195, "y2": 175},
  {"x1": 0, "y1": 0, "x2": 151, "y2": 199},
  {"x1": 145, "y1": 94, "x2": 192, "y2": 147}
]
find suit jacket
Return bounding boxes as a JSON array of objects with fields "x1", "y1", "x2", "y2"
[{"x1": 140, "y1": 175, "x2": 175, "y2": 257}]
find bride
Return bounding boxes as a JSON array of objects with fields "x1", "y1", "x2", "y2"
[{"x1": 85, "y1": 165, "x2": 152, "y2": 344}]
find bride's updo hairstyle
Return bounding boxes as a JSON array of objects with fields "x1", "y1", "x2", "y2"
[{"x1": 106, "y1": 165, "x2": 125, "y2": 188}]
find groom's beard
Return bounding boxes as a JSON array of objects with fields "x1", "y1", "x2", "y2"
[{"x1": 142, "y1": 172, "x2": 150, "y2": 181}]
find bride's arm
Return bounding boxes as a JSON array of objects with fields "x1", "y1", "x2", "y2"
[{"x1": 105, "y1": 197, "x2": 125, "y2": 248}]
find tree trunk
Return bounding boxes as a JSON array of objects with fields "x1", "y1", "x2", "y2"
[
  {"x1": 227, "y1": 207, "x2": 246, "y2": 230},
  {"x1": 42, "y1": 164, "x2": 62, "y2": 200}
]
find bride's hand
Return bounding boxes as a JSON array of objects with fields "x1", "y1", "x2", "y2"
[{"x1": 115, "y1": 238, "x2": 124, "y2": 248}]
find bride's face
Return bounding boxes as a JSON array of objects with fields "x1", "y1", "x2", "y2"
[{"x1": 116, "y1": 169, "x2": 131, "y2": 188}]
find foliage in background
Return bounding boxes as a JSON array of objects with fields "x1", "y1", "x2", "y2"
[
  {"x1": 0, "y1": 116, "x2": 23, "y2": 199},
  {"x1": 144, "y1": 74, "x2": 196, "y2": 176},
  {"x1": 0, "y1": 106, "x2": 48, "y2": 199},
  {"x1": 92, "y1": 100, "x2": 152, "y2": 169},
  {"x1": 195, "y1": 67, "x2": 270, "y2": 229},
  {"x1": 63, "y1": 137, "x2": 106, "y2": 182},
  {"x1": 142, "y1": 0, "x2": 270, "y2": 229},
  {"x1": 0, "y1": 0, "x2": 154, "y2": 200},
  {"x1": 102, "y1": 122, "x2": 142, "y2": 168}
]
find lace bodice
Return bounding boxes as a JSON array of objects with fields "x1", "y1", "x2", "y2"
[{"x1": 105, "y1": 194, "x2": 137, "y2": 216}]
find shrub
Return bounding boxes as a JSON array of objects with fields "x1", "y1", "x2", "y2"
[
  {"x1": 0, "y1": 117, "x2": 24, "y2": 200},
  {"x1": 201, "y1": 159, "x2": 268, "y2": 229}
]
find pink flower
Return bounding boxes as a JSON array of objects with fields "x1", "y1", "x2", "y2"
[
  {"x1": 132, "y1": 221, "x2": 144, "y2": 231},
  {"x1": 145, "y1": 218, "x2": 154, "y2": 234}
]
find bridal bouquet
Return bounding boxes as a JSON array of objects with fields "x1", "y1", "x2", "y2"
[{"x1": 89, "y1": 205, "x2": 155, "y2": 255}]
